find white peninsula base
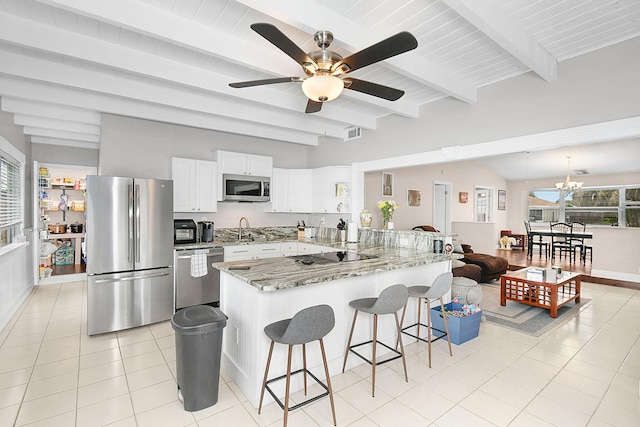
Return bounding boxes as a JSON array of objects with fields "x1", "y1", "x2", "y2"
[{"x1": 219, "y1": 261, "x2": 450, "y2": 408}]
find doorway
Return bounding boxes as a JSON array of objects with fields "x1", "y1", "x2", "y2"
[
  {"x1": 33, "y1": 161, "x2": 96, "y2": 285},
  {"x1": 433, "y1": 182, "x2": 452, "y2": 233}
]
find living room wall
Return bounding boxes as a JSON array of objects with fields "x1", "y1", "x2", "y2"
[{"x1": 363, "y1": 159, "x2": 508, "y2": 237}]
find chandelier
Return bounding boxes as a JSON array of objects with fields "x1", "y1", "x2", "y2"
[{"x1": 555, "y1": 156, "x2": 583, "y2": 191}]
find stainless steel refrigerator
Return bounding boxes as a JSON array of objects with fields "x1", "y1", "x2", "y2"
[{"x1": 86, "y1": 176, "x2": 174, "y2": 335}]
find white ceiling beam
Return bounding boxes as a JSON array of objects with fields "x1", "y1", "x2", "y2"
[
  {"x1": 31, "y1": 136, "x2": 99, "y2": 150},
  {"x1": 0, "y1": 76, "x2": 321, "y2": 146},
  {"x1": 31, "y1": 0, "x2": 407, "y2": 118},
  {"x1": 235, "y1": 0, "x2": 478, "y2": 104},
  {"x1": 441, "y1": 0, "x2": 557, "y2": 82},
  {"x1": 356, "y1": 116, "x2": 640, "y2": 172},
  {"x1": 0, "y1": 11, "x2": 376, "y2": 132},
  {"x1": 24, "y1": 126, "x2": 100, "y2": 143},
  {"x1": 0, "y1": 13, "x2": 376, "y2": 137},
  {"x1": 14, "y1": 114, "x2": 100, "y2": 136},
  {"x1": 0, "y1": 50, "x2": 349, "y2": 141},
  {"x1": 1, "y1": 97, "x2": 101, "y2": 124}
]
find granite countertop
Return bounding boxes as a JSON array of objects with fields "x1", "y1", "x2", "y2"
[{"x1": 214, "y1": 239, "x2": 461, "y2": 292}]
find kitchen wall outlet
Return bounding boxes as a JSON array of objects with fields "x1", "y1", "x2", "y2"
[{"x1": 233, "y1": 326, "x2": 239, "y2": 344}]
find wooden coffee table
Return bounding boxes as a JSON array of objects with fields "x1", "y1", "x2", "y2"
[{"x1": 500, "y1": 268, "x2": 581, "y2": 318}]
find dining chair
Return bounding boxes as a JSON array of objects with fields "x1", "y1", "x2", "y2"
[
  {"x1": 571, "y1": 221, "x2": 591, "y2": 263},
  {"x1": 524, "y1": 220, "x2": 548, "y2": 259},
  {"x1": 550, "y1": 222, "x2": 575, "y2": 263}
]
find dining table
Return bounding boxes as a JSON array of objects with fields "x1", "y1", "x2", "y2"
[{"x1": 527, "y1": 229, "x2": 593, "y2": 261}]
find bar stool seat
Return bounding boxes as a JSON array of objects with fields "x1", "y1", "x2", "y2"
[
  {"x1": 259, "y1": 304, "x2": 336, "y2": 427},
  {"x1": 342, "y1": 284, "x2": 409, "y2": 397},
  {"x1": 400, "y1": 272, "x2": 454, "y2": 367}
]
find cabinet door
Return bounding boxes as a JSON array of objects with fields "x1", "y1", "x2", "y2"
[
  {"x1": 246, "y1": 154, "x2": 272, "y2": 176},
  {"x1": 270, "y1": 168, "x2": 288, "y2": 212},
  {"x1": 312, "y1": 167, "x2": 328, "y2": 212},
  {"x1": 287, "y1": 169, "x2": 312, "y2": 213},
  {"x1": 172, "y1": 157, "x2": 197, "y2": 212},
  {"x1": 216, "y1": 151, "x2": 246, "y2": 175},
  {"x1": 196, "y1": 160, "x2": 217, "y2": 212}
]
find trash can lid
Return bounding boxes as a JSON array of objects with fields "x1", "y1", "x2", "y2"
[{"x1": 171, "y1": 305, "x2": 227, "y2": 332}]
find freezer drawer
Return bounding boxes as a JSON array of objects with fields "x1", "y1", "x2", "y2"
[{"x1": 88, "y1": 267, "x2": 174, "y2": 335}]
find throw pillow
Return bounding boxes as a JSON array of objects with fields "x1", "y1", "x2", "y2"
[{"x1": 453, "y1": 240, "x2": 464, "y2": 253}]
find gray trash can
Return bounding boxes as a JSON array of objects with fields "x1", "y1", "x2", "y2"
[{"x1": 171, "y1": 305, "x2": 227, "y2": 411}]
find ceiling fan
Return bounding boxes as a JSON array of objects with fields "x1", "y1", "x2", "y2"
[{"x1": 229, "y1": 23, "x2": 418, "y2": 113}]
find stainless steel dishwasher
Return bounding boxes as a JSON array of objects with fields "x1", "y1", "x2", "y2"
[{"x1": 174, "y1": 246, "x2": 224, "y2": 310}]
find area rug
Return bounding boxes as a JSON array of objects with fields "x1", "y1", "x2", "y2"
[{"x1": 479, "y1": 282, "x2": 591, "y2": 336}]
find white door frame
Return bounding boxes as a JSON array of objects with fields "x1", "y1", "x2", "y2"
[
  {"x1": 433, "y1": 181, "x2": 452, "y2": 234},
  {"x1": 33, "y1": 162, "x2": 96, "y2": 285}
]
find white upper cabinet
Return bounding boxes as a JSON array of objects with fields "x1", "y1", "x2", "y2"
[
  {"x1": 270, "y1": 168, "x2": 312, "y2": 213},
  {"x1": 215, "y1": 150, "x2": 272, "y2": 176},
  {"x1": 171, "y1": 157, "x2": 217, "y2": 212},
  {"x1": 312, "y1": 166, "x2": 351, "y2": 213}
]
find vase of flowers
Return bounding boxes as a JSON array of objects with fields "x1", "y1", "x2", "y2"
[{"x1": 377, "y1": 200, "x2": 398, "y2": 229}]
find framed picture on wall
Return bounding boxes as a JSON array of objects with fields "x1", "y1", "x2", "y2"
[
  {"x1": 459, "y1": 192, "x2": 468, "y2": 203},
  {"x1": 382, "y1": 172, "x2": 394, "y2": 197},
  {"x1": 498, "y1": 189, "x2": 507, "y2": 210},
  {"x1": 407, "y1": 189, "x2": 421, "y2": 207}
]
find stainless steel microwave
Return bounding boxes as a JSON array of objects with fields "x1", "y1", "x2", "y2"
[{"x1": 222, "y1": 174, "x2": 270, "y2": 202}]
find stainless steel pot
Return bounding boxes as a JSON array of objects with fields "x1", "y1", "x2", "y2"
[{"x1": 48, "y1": 223, "x2": 67, "y2": 234}]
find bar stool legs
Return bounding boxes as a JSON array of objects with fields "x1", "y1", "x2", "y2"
[
  {"x1": 399, "y1": 272, "x2": 454, "y2": 368},
  {"x1": 258, "y1": 305, "x2": 336, "y2": 427},
  {"x1": 342, "y1": 284, "x2": 409, "y2": 397}
]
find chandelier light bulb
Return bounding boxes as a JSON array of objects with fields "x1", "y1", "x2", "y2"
[
  {"x1": 302, "y1": 75, "x2": 344, "y2": 102},
  {"x1": 555, "y1": 156, "x2": 583, "y2": 190}
]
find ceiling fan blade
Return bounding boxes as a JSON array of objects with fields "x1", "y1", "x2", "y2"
[
  {"x1": 332, "y1": 32, "x2": 418, "y2": 74},
  {"x1": 305, "y1": 99, "x2": 323, "y2": 113},
  {"x1": 343, "y1": 78, "x2": 405, "y2": 101},
  {"x1": 229, "y1": 77, "x2": 303, "y2": 88},
  {"x1": 251, "y1": 23, "x2": 317, "y2": 71}
]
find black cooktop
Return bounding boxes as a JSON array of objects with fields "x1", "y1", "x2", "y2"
[{"x1": 290, "y1": 251, "x2": 377, "y2": 265}]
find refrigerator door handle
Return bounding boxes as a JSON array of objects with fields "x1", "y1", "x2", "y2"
[
  {"x1": 93, "y1": 271, "x2": 171, "y2": 284},
  {"x1": 128, "y1": 183, "x2": 134, "y2": 264},
  {"x1": 135, "y1": 184, "x2": 141, "y2": 263}
]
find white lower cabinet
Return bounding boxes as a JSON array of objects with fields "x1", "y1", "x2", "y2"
[{"x1": 224, "y1": 242, "x2": 336, "y2": 261}]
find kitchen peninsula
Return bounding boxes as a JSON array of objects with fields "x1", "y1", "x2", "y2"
[{"x1": 214, "y1": 229, "x2": 459, "y2": 407}]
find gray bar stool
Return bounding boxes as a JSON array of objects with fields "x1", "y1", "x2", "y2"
[
  {"x1": 399, "y1": 272, "x2": 453, "y2": 367},
  {"x1": 342, "y1": 284, "x2": 409, "y2": 397},
  {"x1": 258, "y1": 304, "x2": 336, "y2": 427}
]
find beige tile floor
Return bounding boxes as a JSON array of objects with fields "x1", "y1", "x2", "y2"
[{"x1": 1, "y1": 280, "x2": 639, "y2": 426}]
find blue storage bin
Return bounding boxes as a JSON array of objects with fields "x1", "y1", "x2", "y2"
[{"x1": 430, "y1": 302, "x2": 481, "y2": 345}]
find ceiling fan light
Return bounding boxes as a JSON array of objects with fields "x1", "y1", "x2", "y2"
[{"x1": 302, "y1": 75, "x2": 344, "y2": 102}]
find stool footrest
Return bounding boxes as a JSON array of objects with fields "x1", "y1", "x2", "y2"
[
  {"x1": 264, "y1": 368, "x2": 329, "y2": 412},
  {"x1": 348, "y1": 340, "x2": 403, "y2": 366},
  {"x1": 401, "y1": 322, "x2": 448, "y2": 344}
]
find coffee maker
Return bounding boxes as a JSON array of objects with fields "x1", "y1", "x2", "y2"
[{"x1": 198, "y1": 221, "x2": 214, "y2": 243}]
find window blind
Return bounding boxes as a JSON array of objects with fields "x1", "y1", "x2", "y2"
[{"x1": 0, "y1": 155, "x2": 22, "y2": 229}]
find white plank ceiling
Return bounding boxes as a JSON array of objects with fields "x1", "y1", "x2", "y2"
[{"x1": 0, "y1": 0, "x2": 639, "y2": 179}]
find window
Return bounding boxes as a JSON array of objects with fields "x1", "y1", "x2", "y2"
[
  {"x1": 528, "y1": 185, "x2": 640, "y2": 228},
  {"x1": 624, "y1": 187, "x2": 640, "y2": 227},
  {"x1": 0, "y1": 154, "x2": 22, "y2": 246}
]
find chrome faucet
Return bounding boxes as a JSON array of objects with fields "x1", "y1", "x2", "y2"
[{"x1": 238, "y1": 216, "x2": 250, "y2": 240}]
